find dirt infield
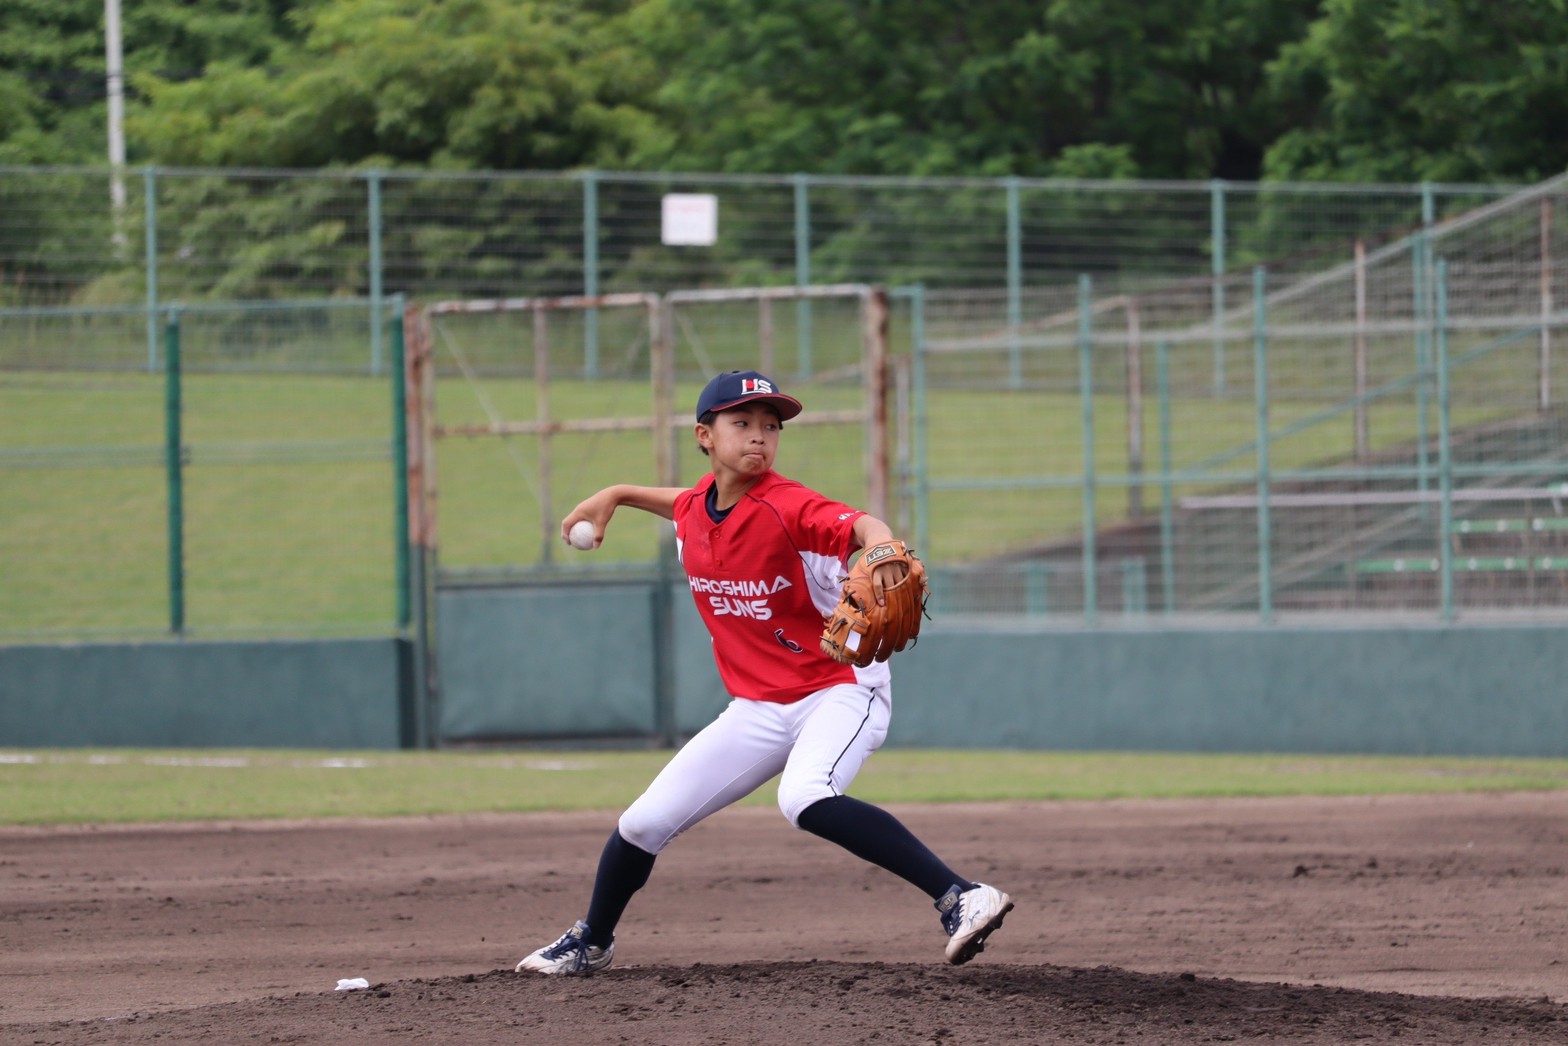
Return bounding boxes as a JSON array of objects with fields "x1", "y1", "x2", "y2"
[{"x1": 4, "y1": 791, "x2": 1567, "y2": 1043}]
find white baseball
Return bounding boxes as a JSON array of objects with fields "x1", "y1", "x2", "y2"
[{"x1": 568, "y1": 519, "x2": 596, "y2": 551}]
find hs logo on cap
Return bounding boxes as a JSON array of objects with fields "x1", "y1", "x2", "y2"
[{"x1": 742, "y1": 378, "x2": 774, "y2": 394}]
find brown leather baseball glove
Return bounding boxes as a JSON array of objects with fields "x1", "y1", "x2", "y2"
[{"x1": 819, "y1": 540, "x2": 930, "y2": 667}]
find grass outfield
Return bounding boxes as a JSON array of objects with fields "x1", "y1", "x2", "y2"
[
  {"x1": 1, "y1": 367, "x2": 1501, "y2": 638},
  {"x1": 2, "y1": 748, "x2": 1565, "y2": 826}
]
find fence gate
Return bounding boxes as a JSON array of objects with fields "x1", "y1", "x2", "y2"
[{"x1": 402, "y1": 286, "x2": 891, "y2": 747}]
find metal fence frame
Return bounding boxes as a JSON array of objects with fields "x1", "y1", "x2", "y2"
[{"x1": 4, "y1": 167, "x2": 1567, "y2": 637}]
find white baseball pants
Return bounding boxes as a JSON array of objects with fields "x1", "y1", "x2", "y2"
[{"x1": 617, "y1": 682, "x2": 891, "y2": 855}]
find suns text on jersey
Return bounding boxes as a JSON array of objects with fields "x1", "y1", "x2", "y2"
[{"x1": 689, "y1": 574, "x2": 794, "y2": 620}]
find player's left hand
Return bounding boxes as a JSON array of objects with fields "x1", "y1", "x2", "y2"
[{"x1": 819, "y1": 541, "x2": 930, "y2": 667}]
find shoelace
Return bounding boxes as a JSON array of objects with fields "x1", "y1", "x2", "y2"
[{"x1": 542, "y1": 931, "x2": 588, "y2": 963}]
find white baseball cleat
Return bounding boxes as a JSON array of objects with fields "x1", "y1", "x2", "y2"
[
  {"x1": 516, "y1": 920, "x2": 615, "y2": 975},
  {"x1": 937, "y1": 883, "x2": 1014, "y2": 965}
]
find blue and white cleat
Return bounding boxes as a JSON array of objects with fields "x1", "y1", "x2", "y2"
[
  {"x1": 936, "y1": 883, "x2": 1014, "y2": 965},
  {"x1": 516, "y1": 919, "x2": 615, "y2": 975}
]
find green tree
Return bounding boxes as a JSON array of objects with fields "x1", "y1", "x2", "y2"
[
  {"x1": 627, "y1": 0, "x2": 1318, "y2": 180},
  {"x1": 1264, "y1": 0, "x2": 1568, "y2": 182},
  {"x1": 0, "y1": 0, "x2": 117, "y2": 164},
  {"x1": 129, "y1": 0, "x2": 667, "y2": 170},
  {"x1": 0, "y1": 0, "x2": 302, "y2": 165}
]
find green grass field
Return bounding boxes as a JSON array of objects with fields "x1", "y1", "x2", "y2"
[
  {"x1": 2, "y1": 362, "x2": 1504, "y2": 638},
  {"x1": 2, "y1": 748, "x2": 1565, "y2": 826}
]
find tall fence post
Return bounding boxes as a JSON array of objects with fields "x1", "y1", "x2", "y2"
[
  {"x1": 1541, "y1": 196, "x2": 1554, "y2": 409},
  {"x1": 862, "y1": 286, "x2": 891, "y2": 522},
  {"x1": 905, "y1": 284, "x2": 931, "y2": 557},
  {"x1": 1252, "y1": 267, "x2": 1272, "y2": 623},
  {"x1": 1436, "y1": 259, "x2": 1455, "y2": 622},
  {"x1": 534, "y1": 308, "x2": 554, "y2": 566},
  {"x1": 792, "y1": 173, "x2": 813, "y2": 379},
  {"x1": 1414, "y1": 185, "x2": 1436, "y2": 504},
  {"x1": 1005, "y1": 176, "x2": 1023, "y2": 389},
  {"x1": 367, "y1": 169, "x2": 384, "y2": 376},
  {"x1": 651, "y1": 293, "x2": 678, "y2": 747},
  {"x1": 583, "y1": 169, "x2": 601, "y2": 379},
  {"x1": 144, "y1": 167, "x2": 159, "y2": 372},
  {"x1": 1078, "y1": 273, "x2": 1098, "y2": 623},
  {"x1": 390, "y1": 294, "x2": 410, "y2": 632},
  {"x1": 403, "y1": 301, "x2": 438, "y2": 749},
  {"x1": 163, "y1": 307, "x2": 185, "y2": 634},
  {"x1": 1157, "y1": 340, "x2": 1176, "y2": 614},
  {"x1": 1125, "y1": 296, "x2": 1144, "y2": 519},
  {"x1": 1353, "y1": 238, "x2": 1369, "y2": 460},
  {"x1": 1210, "y1": 179, "x2": 1227, "y2": 396}
]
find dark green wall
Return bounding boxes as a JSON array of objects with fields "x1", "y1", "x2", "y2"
[
  {"x1": 2, "y1": 600, "x2": 1564, "y2": 756},
  {"x1": 0, "y1": 638, "x2": 412, "y2": 748},
  {"x1": 887, "y1": 621, "x2": 1568, "y2": 755},
  {"x1": 433, "y1": 586, "x2": 1568, "y2": 757},
  {"x1": 434, "y1": 583, "x2": 729, "y2": 742}
]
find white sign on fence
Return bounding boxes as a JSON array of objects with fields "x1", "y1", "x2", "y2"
[{"x1": 661, "y1": 193, "x2": 718, "y2": 246}]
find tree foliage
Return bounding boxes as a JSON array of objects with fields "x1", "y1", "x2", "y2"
[
  {"x1": 3, "y1": 0, "x2": 1567, "y2": 183},
  {"x1": 0, "y1": 0, "x2": 302, "y2": 164},
  {"x1": 625, "y1": 0, "x2": 1315, "y2": 179},
  {"x1": 1262, "y1": 0, "x2": 1568, "y2": 182},
  {"x1": 128, "y1": 0, "x2": 667, "y2": 170}
]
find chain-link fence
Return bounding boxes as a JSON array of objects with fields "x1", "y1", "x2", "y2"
[
  {"x1": 920, "y1": 175, "x2": 1568, "y2": 622},
  {"x1": 2, "y1": 165, "x2": 1564, "y2": 636},
  {"x1": 0, "y1": 164, "x2": 1521, "y2": 310},
  {"x1": 0, "y1": 298, "x2": 405, "y2": 639}
]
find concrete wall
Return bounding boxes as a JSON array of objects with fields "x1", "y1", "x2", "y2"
[
  {"x1": 0, "y1": 638, "x2": 413, "y2": 748},
  {"x1": 3, "y1": 593, "x2": 1564, "y2": 756},
  {"x1": 887, "y1": 620, "x2": 1568, "y2": 755},
  {"x1": 433, "y1": 585, "x2": 1568, "y2": 757},
  {"x1": 434, "y1": 583, "x2": 730, "y2": 742}
]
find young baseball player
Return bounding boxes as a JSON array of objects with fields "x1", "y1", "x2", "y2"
[{"x1": 516, "y1": 369, "x2": 1012, "y2": 975}]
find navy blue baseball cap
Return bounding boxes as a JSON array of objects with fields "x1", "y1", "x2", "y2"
[{"x1": 694, "y1": 370, "x2": 803, "y2": 422}]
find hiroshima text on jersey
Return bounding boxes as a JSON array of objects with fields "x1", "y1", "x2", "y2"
[{"x1": 689, "y1": 573, "x2": 796, "y2": 619}]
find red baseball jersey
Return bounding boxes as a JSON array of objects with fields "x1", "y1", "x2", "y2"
[{"x1": 674, "y1": 470, "x2": 892, "y2": 703}]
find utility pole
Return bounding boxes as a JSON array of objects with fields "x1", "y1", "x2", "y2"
[{"x1": 105, "y1": 0, "x2": 128, "y2": 252}]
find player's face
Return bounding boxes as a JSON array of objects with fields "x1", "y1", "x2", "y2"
[{"x1": 699, "y1": 403, "x2": 782, "y2": 478}]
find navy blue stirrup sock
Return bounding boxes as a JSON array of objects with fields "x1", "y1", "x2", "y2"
[
  {"x1": 796, "y1": 795, "x2": 973, "y2": 900},
  {"x1": 582, "y1": 830, "x2": 656, "y2": 948}
]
